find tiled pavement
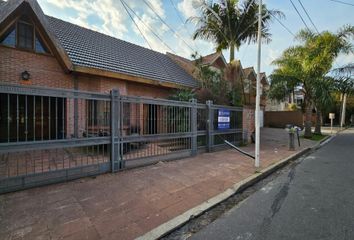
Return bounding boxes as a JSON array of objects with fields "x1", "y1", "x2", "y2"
[{"x1": 0, "y1": 128, "x2": 317, "y2": 240}]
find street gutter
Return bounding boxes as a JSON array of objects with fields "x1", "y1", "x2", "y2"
[{"x1": 136, "y1": 134, "x2": 334, "y2": 240}]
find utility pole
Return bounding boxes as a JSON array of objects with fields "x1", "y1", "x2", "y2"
[{"x1": 255, "y1": 0, "x2": 262, "y2": 168}]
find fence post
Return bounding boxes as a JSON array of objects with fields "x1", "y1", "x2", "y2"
[
  {"x1": 73, "y1": 76, "x2": 79, "y2": 138},
  {"x1": 110, "y1": 89, "x2": 121, "y2": 172},
  {"x1": 206, "y1": 100, "x2": 214, "y2": 152},
  {"x1": 191, "y1": 99, "x2": 197, "y2": 156}
]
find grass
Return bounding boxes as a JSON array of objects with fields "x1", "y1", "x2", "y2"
[{"x1": 302, "y1": 133, "x2": 328, "y2": 141}]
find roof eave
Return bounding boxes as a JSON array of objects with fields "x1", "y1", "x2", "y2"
[{"x1": 73, "y1": 65, "x2": 196, "y2": 89}]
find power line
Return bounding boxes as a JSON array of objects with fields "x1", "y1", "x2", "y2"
[
  {"x1": 168, "y1": 0, "x2": 200, "y2": 53},
  {"x1": 297, "y1": 0, "x2": 319, "y2": 34},
  {"x1": 120, "y1": 0, "x2": 153, "y2": 50},
  {"x1": 289, "y1": 0, "x2": 311, "y2": 31},
  {"x1": 169, "y1": 0, "x2": 186, "y2": 27},
  {"x1": 121, "y1": 0, "x2": 176, "y2": 54},
  {"x1": 329, "y1": 0, "x2": 354, "y2": 7},
  {"x1": 142, "y1": 0, "x2": 196, "y2": 53},
  {"x1": 270, "y1": 12, "x2": 296, "y2": 37},
  {"x1": 120, "y1": 0, "x2": 177, "y2": 83}
]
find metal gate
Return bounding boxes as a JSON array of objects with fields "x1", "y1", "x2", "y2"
[{"x1": 0, "y1": 83, "x2": 243, "y2": 193}]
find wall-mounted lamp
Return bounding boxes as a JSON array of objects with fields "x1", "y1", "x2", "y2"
[{"x1": 21, "y1": 71, "x2": 30, "y2": 81}]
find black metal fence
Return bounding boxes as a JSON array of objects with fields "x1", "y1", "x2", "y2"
[{"x1": 0, "y1": 83, "x2": 243, "y2": 193}]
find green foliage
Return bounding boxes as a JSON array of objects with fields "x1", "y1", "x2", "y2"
[
  {"x1": 192, "y1": 53, "x2": 234, "y2": 105},
  {"x1": 288, "y1": 103, "x2": 298, "y2": 111},
  {"x1": 228, "y1": 85, "x2": 243, "y2": 107},
  {"x1": 269, "y1": 26, "x2": 354, "y2": 137},
  {"x1": 332, "y1": 63, "x2": 354, "y2": 95},
  {"x1": 189, "y1": 0, "x2": 283, "y2": 61},
  {"x1": 169, "y1": 89, "x2": 195, "y2": 102},
  {"x1": 190, "y1": 53, "x2": 244, "y2": 106},
  {"x1": 301, "y1": 133, "x2": 327, "y2": 142}
]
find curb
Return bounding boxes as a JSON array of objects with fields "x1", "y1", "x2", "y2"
[{"x1": 136, "y1": 135, "x2": 334, "y2": 240}]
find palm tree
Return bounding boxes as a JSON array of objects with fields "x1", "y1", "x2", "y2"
[
  {"x1": 332, "y1": 64, "x2": 354, "y2": 127},
  {"x1": 311, "y1": 77, "x2": 335, "y2": 135},
  {"x1": 269, "y1": 26, "x2": 354, "y2": 138},
  {"x1": 189, "y1": 0, "x2": 284, "y2": 62}
]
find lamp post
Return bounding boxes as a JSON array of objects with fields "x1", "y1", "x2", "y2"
[{"x1": 255, "y1": 0, "x2": 262, "y2": 168}]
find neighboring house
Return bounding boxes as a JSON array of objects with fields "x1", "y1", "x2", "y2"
[
  {"x1": 167, "y1": 51, "x2": 228, "y2": 80},
  {"x1": 0, "y1": 0, "x2": 198, "y2": 141},
  {"x1": 168, "y1": 52, "x2": 269, "y2": 109},
  {"x1": 242, "y1": 67, "x2": 268, "y2": 107},
  {"x1": 265, "y1": 86, "x2": 304, "y2": 111}
]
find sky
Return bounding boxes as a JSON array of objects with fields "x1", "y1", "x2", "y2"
[{"x1": 35, "y1": 0, "x2": 354, "y2": 76}]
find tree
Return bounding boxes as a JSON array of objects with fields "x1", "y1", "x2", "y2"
[
  {"x1": 269, "y1": 26, "x2": 354, "y2": 137},
  {"x1": 189, "y1": 0, "x2": 283, "y2": 62},
  {"x1": 332, "y1": 63, "x2": 354, "y2": 127},
  {"x1": 191, "y1": 53, "x2": 232, "y2": 105},
  {"x1": 311, "y1": 77, "x2": 335, "y2": 135}
]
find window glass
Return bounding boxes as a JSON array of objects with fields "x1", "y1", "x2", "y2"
[
  {"x1": 0, "y1": 17, "x2": 50, "y2": 54},
  {"x1": 35, "y1": 34, "x2": 48, "y2": 54},
  {"x1": 18, "y1": 22, "x2": 34, "y2": 50},
  {"x1": 0, "y1": 27, "x2": 16, "y2": 47}
]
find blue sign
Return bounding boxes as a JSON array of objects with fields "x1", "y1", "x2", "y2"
[{"x1": 218, "y1": 109, "x2": 230, "y2": 130}]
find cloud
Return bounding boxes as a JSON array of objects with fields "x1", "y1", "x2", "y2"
[
  {"x1": 335, "y1": 53, "x2": 354, "y2": 67},
  {"x1": 45, "y1": 0, "x2": 128, "y2": 38},
  {"x1": 146, "y1": 0, "x2": 165, "y2": 18},
  {"x1": 131, "y1": 13, "x2": 171, "y2": 53},
  {"x1": 41, "y1": 0, "x2": 214, "y2": 58},
  {"x1": 177, "y1": 0, "x2": 203, "y2": 19}
]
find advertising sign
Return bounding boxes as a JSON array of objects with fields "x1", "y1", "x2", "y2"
[{"x1": 218, "y1": 109, "x2": 230, "y2": 130}]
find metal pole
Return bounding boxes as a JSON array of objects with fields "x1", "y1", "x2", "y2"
[
  {"x1": 255, "y1": 0, "x2": 262, "y2": 168},
  {"x1": 341, "y1": 93, "x2": 347, "y2": 129},
  {"x1": 331, "y1": 118, "x2": 333, "y2": 134}
]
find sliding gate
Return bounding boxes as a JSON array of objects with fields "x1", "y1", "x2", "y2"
[
  {"x1": 0, "y1": 83, "x2": 243, "y2": 193},
  {"x1": 0, "y1": 84, "x2": 113, "y2": 193}
]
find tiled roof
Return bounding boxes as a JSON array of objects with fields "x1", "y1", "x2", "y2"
[
  {"x1": 0, "y1": 0, "x2": 198, "y2": 88},
  {"x1": 0, "y1": 0, "x2": 22, "y2": 24},
  {"x1": 46, "y1": 16, "x2": 198, "y2": 88}
]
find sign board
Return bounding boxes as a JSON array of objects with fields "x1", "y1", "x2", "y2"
[
  {"x1": 329, "y1": 113, "x2": 335, "y2": 119},
  {"x1": 218, "y1": 109, "x2": 230, "y2": 130}
]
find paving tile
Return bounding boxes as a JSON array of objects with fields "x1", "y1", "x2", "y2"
[{"x1": 0, "y1": 128, "x2": 317, "y2": 240}]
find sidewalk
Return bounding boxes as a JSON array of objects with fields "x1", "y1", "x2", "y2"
[{"x1": 0, "y1": 128, "x2": 317, "y2": 240}]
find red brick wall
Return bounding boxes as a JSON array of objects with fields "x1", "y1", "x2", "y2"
[
  {"x1": 127, "y1": 82, "x2": 171, "y2": 98},
  {"x1": 0, "y1": 46, "x2": 177, "y2": 138},
  {"x1": 0, "y1": 46, "x2": 176, "y2": 99},
  {"x1": 0, "y1": 46, "x2": 73, "y2": 89}
]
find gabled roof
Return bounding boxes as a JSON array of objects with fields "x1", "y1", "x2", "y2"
[
  {"x1": 243, "y1": 67, "x2": 257, "y2": 79},
  {"x1": 260, "y1": 72, "x2": 269, "y2": 85},
  {"x1": 193, "y1": 52, "x2": 227, "y2": 67},
  {"x1": 0, "y1": 0, "x2": 73, "y2": 71},
  {"x1": 0, "y1": 0, "x2": 198, "y2": 88}
]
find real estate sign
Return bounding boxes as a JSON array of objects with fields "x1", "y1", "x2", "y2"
[{"x1": 218, "y1": 109, "x2": 230, "y2": 130}]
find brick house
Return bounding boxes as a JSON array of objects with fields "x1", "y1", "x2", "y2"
[
  {"x1": 0, "y1": 0, "x2": 198, "y2": 141},
  {"x1": 168, "y1": 52, "x2": 269, "y2": 107},
  {"x1": 168, "y1": 51, "x2": 269, "y2": 141},
  {"x1": 243, "y1": 67, "x2": 268, "y2": 107}
]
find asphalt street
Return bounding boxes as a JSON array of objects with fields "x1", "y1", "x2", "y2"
[{"x1": 190, "y1": 129, "x2": 354, "y2": 240}]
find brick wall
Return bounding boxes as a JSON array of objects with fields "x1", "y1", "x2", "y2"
[
  {"x1": 265, "y1": 111, "x2": 303, "y2": 128},
  {"x1": 0, "y1": 46, "x2": 176, "y2": 99},
  {"x1": 0, "y1": 46, "x2": 178, "y2": 139},
  {"x1": 126, "y1": 82, "x2": 171, "y2": 98},
  {"x1": 0, "y1": 46, "x2": 73, "y2": 89}
]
